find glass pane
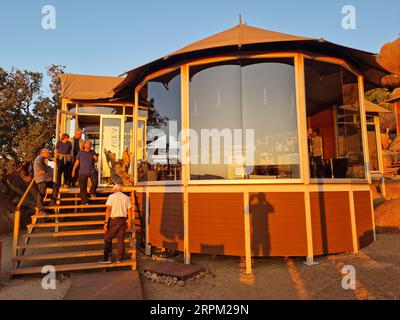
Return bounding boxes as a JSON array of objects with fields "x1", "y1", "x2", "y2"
[
  {"x1": 189, "y1": 62, "x2": 242, "y2": 179},
  {"x1": 101, "y1": 118, "x2": 122, "y2": 184},
  {"x1": 78, "y1": 105, "x2": 123, "y2": 115},
  {"x1": 367, "y1": 124, "x2": 379, "y2": 171},
  {"x1": 241, "y1": 58, "x2": 299, "y2": 179},
  {"x1": 138, "y1": 108, "x2": 148, "y2": 118},
  {"x1": 125, "y1": 106, "x2": 133, "y2": 115},
  {"x1": 124, "y1": 117, "x2": 133, "y2": 174},
  {"x1": 138, "y1": 71, "x2": 181, "y2": 181},
  {"x1": 65, "y1": 114, "x2": 76, "y2": 138},
  {"x1": 304, "y1": 59, "x2": 365, "y2": 179},
  {"x1": 189, "y1": 58, "x2": 300, "y2": 180}
]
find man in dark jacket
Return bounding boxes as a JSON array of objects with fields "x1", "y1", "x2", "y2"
[
  {"x1": 71, "y1": 141, "x2": 98, "y2": 205},
  {"x1": 33, "y1": 148, "x2": 59, "y2": 209}
]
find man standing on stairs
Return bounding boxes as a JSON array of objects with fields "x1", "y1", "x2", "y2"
[
  {"x1": 71, "y1": 140, "x2": 98, "y2": 205},
  {"x1": 69, "y1": 129, "x2": 84, "y2": 187},
  {"x1": 99, "y1": 184, "x2": 132, "y2": 264},
  {"x1": 33, "y1": 148, "x2": 59, "y2": 209}
]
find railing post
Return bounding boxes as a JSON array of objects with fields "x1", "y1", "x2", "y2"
[{"x1": 12, "y1": 210, "x2": 21, "y2": 258}]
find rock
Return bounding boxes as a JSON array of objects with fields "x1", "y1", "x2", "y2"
[
  {"x1": 151, "y1": 273, "x2": 158, "y2": 281},
  {"x1": 177, "y1": 280, "x2": 185, "y2": 287}
]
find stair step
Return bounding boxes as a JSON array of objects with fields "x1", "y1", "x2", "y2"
[
  {"x1": 7, "y1": 260, "x2": 136, "y2": 275},
  {"x1": 44, "y1": 204, "x2": 107, "y2": 210},
  {"x1": 27, "y1": 221, "x2": 105, "y2": 228},
  {"x1": 24, "y1": 229, "x2": 132, "y2": 238},
  {"x1": 44, "y1": 197, "x2": 108, "y2": 202},
  {"x1": 46, "y1": 188, "x2": 114, "y2": 195},
  {"x1": 17, "y1": 238, "x2": 131, "y2": 250},
  {"x1": 25, "y1": 229, "x2": 105, "y2": 238},
  {"x1": 34, "y1": 212, "x2": 106, "y2": 219},
  {"x1": 12, "y1": 249, "x2": 135, "y2": 261}
]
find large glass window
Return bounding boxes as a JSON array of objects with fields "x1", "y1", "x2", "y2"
[
  {"x1": 304, "y1": 58, "x2": 365, "y2": 179},
  {"x1": 189, "y1": 58, "x2": 300, "y2": 180},
  {"x1": 137, "y1": 70, "x2": 181, "y2": 181}
]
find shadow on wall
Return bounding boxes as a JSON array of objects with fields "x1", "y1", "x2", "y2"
[
  {"x1": 316, "y1": 192, "x2": 328, "y2": 254},
  {"x1": 249, "y1": 193, "x2": 274, "y2": 256},
  {"x1": 159, "y1": 193, "x2": 184, "y2": 250}
]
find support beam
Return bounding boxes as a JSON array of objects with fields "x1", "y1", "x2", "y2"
[
  {"x1": 348, "y1": 190, "x2": 359, "y2": 253},
  {"x1": 243, "y1": 192, "x2": 252, "y2": 274},
  {"x1": 304, "y1": 190, "x2": 317, "y2": 265},
  {"x1": 181, "y1": 64, "x2": 190, "y2": 264},
  {"x1": 369, "y1": 189, "x2": 377, "y2": 242},
  {"x1": 145, "y1": 191, "x2": 151, "y2": 255}
]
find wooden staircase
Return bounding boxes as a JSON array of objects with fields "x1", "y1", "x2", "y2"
[{"x1": 8, "y1": 188, "x2": 136, "y2": 276}]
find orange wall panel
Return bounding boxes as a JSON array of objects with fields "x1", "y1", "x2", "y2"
[
  {"x1": 249, "y1": 192, "x2": 308, "y2": 256},
  {"x1": 148, "y1": 193, "x2": 184, "y2": 251},
  {"x1": 188, "y1": 193, "x2": 245, "y2": 256},
  {"x1": 310, "y1": 192, "x2": 353, "y2": 255},
  {"x1": 353, "y1": 191, "x2": 374, "y2": 248}
]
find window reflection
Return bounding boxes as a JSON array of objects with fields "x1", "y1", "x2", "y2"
[
  {"x1": 189, "y1": 58, "x2": 300, "y2": 180},
  {"x1": 305, "y1": 59, "x2": 365, "y2": 179},
  {"x1": 137, "y1": 71, "x2": 181, "y2": 181}
]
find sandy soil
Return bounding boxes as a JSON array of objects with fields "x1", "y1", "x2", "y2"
[
  {"x1": 137, "y1": 233, "x2": 400, "y2": 300},
  {"x1": 1, "y1": 231, "x2": 399, "y2": 300},
  {"x1": 1, "y1": 189, "x2": 400, "y2": 300},
  {"x1": 0, "y1": 233, "x2": 71, "y2": 300}
]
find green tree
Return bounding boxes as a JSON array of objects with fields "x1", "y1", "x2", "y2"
[{"x1": 0, "y1": 65, "x2": 64, "y2": 232}]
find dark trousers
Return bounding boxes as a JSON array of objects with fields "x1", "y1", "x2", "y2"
[
  {"x1": 311, "y1": 156, "x2": 324, "y2": 178},
  {"x1": 79, "y1": 172, "x2": 98, "y2": 204},
  {"x1": 71, "y1": 164, "x2": 79, "y2": 186},
  {"x1": 56, "y1": 161, "x2": 72, "y2": 186},
  {"x1": 104, "y1": 218, "x2": 127, "y2": 261},
  {"x1": 36, "y1": 181, "x2": 59, "y2": 209}
]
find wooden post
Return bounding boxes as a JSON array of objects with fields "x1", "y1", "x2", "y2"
[
  {"x1": 145, "y1": 190, "x2": 151, "y2": 255},
  {"x1": 369, "y1": 189, "x2": 377, "y2": 241},
  {"x1": 181, "y1": 64, "x2": 190, "y2": 264},
  {"x1": 358, "y1": 76, "x2": 371, "y2": 183},
  {"x1": 295, "y1": 54, "x2": 316, "y2": 265},
  {"x1": 348, "y1": 189, "x2": 359, "y2": 253},
  {"x1": 12, "y1": 210, "x2": 20, "y2": 259},
  {"x1": 243, "y1": 192, "x2": 252, "y2": 274}
]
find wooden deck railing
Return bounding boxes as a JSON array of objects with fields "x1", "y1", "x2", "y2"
[{"x1": 13, "y1": 179, "x2": 36, "y2": 258}]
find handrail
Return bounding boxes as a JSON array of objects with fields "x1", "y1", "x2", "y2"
[{"x1": 13, "y1": 178, "x2": 36, "y2": 259}]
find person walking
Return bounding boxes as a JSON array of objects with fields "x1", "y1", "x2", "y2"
[
  {"x1": 33, "y1": 148, "x2": 59, "y2": 209},
  {"x1": 69, "y1": 129, "x2": 84, "y2": 186},
  {"x1": 71, "y1": 141, "x2": 98, "y2": 205},
  {"x1": 99, "y1": 184, "x2": 132, "y2": 264},
  {"x1": 54, "y1": 133, "x2": 73, "y2": 187}
]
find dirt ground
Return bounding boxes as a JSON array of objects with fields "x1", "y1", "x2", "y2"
[
  {"x1": 1, "y1": 230, "x2": 400, "y2": 300},
  {"x1": 1, "y1": 179, "x2": 399, "y2": 300}
]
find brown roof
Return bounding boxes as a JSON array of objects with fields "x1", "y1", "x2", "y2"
[
  {"x1": 114, "y1": 24, "x2": 391, "y2": 98},
  {"x1": 168, "y1": 24, "x2": 314, "y2": 56},
  {"x1": 60, "y1": 74, "x2": 125, "y2": 100}
]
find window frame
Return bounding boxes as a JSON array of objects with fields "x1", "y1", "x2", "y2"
[{"x1": 132, "y1": 53, "x2": 370, "y2": 186}]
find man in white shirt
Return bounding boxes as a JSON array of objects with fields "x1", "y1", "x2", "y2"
[{"x1": 99, "y1": 184, "x2": 133, "y2": 264}]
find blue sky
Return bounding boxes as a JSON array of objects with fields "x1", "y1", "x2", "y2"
[{"x1": 0, "y1": 0, "x2": 399, "y2": 78}]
